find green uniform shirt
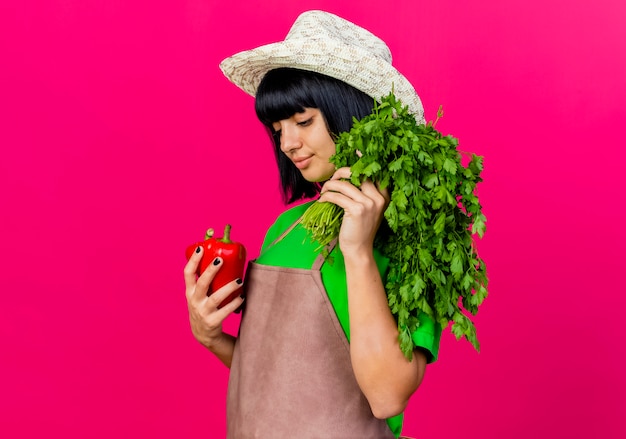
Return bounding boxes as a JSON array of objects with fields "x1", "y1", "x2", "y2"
[{"x1": 255, "y1": 201, "x2": 442, "y2": 437}]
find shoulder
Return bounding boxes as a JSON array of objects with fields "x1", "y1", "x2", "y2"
[
  {"x1": 261, "y1": 200, "x2": 315, "y2": 252},
  {"x1": 276, "y1": 200, "x2": 315, "y2": 225}
]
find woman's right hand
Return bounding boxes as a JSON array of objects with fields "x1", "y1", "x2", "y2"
[{"x1": 184, "y1": 246, "x2": 243, "y2": 365}]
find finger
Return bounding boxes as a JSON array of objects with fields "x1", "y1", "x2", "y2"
[
  {"x1": 206, "y1": 277, "x2": 244, "y2": 310},
  {"x1": 329, "y1": 167, "x2": 351, "y2": 181},
  {"x1": 199, "y1": 293, "x2": 245, "y2": 334},
  {"x1": 321, "y1": 180, "x2": 389, "y2": 221},
  {"x1": 318, "y1": 186, "x2": 363, "y2": 211},
  {"x1": 211, "y1": 291, "x2": 245, "y2": 318},
  {"x1": 360, "y1": 179, "x2": 390, "y2": 205},
  {"x1": 193, "y1": 256, "x2": 223, "y2": 300},
  {"x1": 183, "y1": 246, "x2": 203, "y2": 291},
  {"x1": 376, "y1": 183, "x2": 390, "y2": 201},
  {"x1": 321, "y1": 178, "x2": 364, "y2": 200}
]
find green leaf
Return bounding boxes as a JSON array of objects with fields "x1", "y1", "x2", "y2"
[
  {"x1": 392, "y1": 190, "x2": 409, "y2": 211},
  {"x1": 389, "y1": 156, "x2": 404, "y2": 172},
  {"x1": 418, "y1": 248, "x2": 433, "y2": 267},
  {"x1": 462, "y1": 273, "x2": 474, "y2": 290},
  {"x1": 411, "y1": 274, "x2": 426, "y2": 295},
  {"x1": 433, "y1": 212, "x2": 446, "y2": 235},
  {"x1": 363, "y1": 160, "x2": 382, "y2": 177},
  {"x1": 384, "y1": 201, "x2": 399, "y2": 232},
  {"x1": 423, "y1": 173, "x2": 439, "y2": 189},
  {"x1": 443, "y1": 158, "x2": 457, "y2": 174},
  {"x1": 472, "y1": 213, "x2": 487, "y2": 238},
  {"x1": 451, "y1": 251, "x2": 463, "y2": 276}
]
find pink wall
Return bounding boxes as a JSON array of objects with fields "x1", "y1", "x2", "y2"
[{"x1": 1, "y1": 1, "x2": 624, "y2": 438}]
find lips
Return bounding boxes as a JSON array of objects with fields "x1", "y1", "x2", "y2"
[{"x1": 292, "y1": 155, "x2": 313, "y2": 169}]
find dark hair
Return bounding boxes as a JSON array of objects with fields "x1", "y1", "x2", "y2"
[{"x1": 255, "y1": 68, "x2": 376, "y2": 204}]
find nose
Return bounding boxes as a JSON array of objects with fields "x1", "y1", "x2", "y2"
[{"x1": 279, "y1": 124, "x2": 301, "y2": 154}]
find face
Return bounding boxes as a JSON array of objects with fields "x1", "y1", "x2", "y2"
[{"x1": 271, "y1": 108, "x2": 336, "y2": 182}]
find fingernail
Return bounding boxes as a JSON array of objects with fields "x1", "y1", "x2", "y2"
[
  {"x1": 195, "y1": 246, "x2": 202, "y2": 254},
  {"x1": 213, "y1": 258, "x2": 221, "y2": 266},
  {"x1": 236, "y1": 278, "x2": 243, "y2": 285}
]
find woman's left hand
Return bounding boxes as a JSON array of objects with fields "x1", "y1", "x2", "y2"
[{"x1": 318, "y1": 167, "x2": 389, "y2": 256}]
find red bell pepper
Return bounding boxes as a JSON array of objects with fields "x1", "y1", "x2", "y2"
[{"x1": 185, "y1": 224, "x2": 247, "y2": 308}]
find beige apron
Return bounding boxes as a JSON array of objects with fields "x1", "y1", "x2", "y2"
[{"x1": 226, "y1": 226, "x2": 395, "y2": 439}]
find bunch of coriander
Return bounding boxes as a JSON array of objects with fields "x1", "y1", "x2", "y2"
[{"x1": 301, "y1": 92, "x2": 488, "y2": 359}]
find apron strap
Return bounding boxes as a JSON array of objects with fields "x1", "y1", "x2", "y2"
[
  {"x1": 267, "y1": 216, "x2": 303, "y2": 248},
  {"x1": 312, "y1": 238, "x2": 338, "y2": 271},
  {"x1": 268, "y1": 215, "x2": 338, "y2": 271}
]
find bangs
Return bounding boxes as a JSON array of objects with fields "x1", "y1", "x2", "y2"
[{"x1": 255, "y1": 68, "x2": 321, "y2": 127}]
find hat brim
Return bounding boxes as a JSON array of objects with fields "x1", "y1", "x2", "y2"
[{"x1": 219, "y1": 38, "x2": 425, "y2": 123}]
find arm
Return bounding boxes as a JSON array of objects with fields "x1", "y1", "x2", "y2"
[
  {"x1": 319, "y1": 168, "x2": 427, "y2": 419},
  {"x1": 184, "y1": 247, "x2": 245, "y2": 368},
  {"x1": 343, "y1": 248, "x2": 427, "y2": 419}
]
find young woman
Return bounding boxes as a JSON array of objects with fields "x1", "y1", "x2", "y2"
[{"x1": 184, "y1": 11, "x2": 442, "y2": 439}]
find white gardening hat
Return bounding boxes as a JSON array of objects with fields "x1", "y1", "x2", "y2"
[{"x1": 219, "y1": 10, "x2": 425, "y2": 123}]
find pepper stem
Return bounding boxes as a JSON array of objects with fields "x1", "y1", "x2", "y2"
[
  {"x1": 205, "y1": 228, "x2": 215, "y2": 240},
  {"x1": 222, "y1": 224, "x2": 232, "y2": 243}
]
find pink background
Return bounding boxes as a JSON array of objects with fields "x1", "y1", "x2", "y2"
[{"x1": 1, "y1": 1, "x2": 625, "y2": 438}]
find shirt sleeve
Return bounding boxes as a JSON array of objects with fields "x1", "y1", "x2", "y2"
[{"x1": 412, "y1": 311, "x2": 442, "y2": 363}]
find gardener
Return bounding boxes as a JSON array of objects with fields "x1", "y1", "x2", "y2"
[{"x1": 184, "y1": 10, "x2": 442, "y2": 439}]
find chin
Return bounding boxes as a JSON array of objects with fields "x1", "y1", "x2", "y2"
[
  {"x1": 304, "y1": 175, "x2": 331, "y2": 183},
  {"x1": 302, "y1": 170, "x2": 334, "y2": 183}
]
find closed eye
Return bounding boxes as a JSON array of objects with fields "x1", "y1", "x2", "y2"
[{"x1": 297, "y1": 118, "x2": 313, "y2": 127}]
